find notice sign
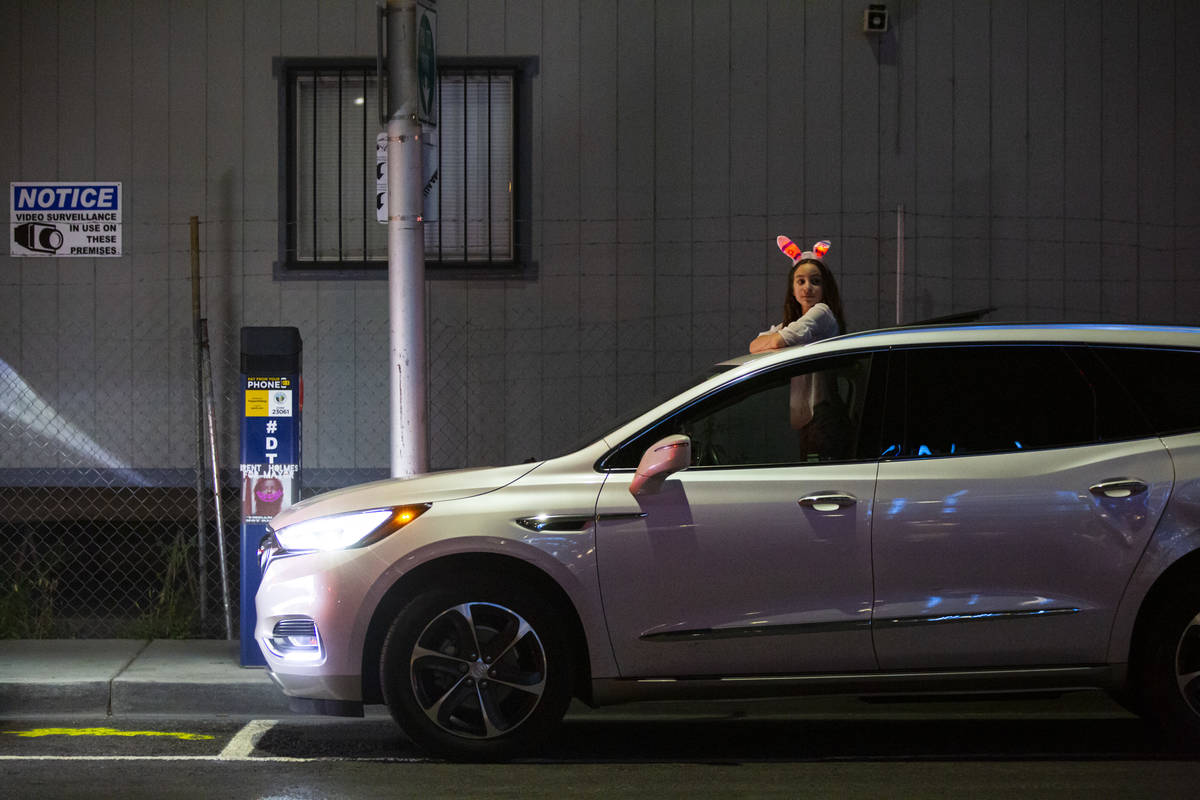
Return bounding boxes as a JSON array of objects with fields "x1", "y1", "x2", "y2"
[{"x1": 10, "y1": 181, "x2": 123, "y2": 257}]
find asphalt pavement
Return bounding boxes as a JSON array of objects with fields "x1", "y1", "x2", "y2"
[{"x1": 0, "y1": 639, "x2": 292, "y2": 716}]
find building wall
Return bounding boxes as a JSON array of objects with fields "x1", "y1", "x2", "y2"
[{"x1": 2, "y1": 0, "x2": 1197, "y2": 480}]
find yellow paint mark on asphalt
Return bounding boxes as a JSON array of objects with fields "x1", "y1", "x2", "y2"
[{"x1": 5, "y1": 728, "x2": 214, "y2": 741}]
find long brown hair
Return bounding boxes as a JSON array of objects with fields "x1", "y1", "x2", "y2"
[{"x1": 782, "y1": 258, "x2": 846, "y2": 333}]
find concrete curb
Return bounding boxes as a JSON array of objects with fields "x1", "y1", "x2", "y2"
[{"x1": 0, "y1": 639, "x2": 292, "y2": 716}]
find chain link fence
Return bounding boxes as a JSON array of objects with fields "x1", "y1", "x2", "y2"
[{"x1": 1, "y1": 326, "x2": 244, "y2": 639}]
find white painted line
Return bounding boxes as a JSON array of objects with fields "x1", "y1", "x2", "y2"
[{"x1": 218, "y1": 719, "x2": 277, "y2": 760}]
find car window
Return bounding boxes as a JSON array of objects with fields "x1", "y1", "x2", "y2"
[
  {"x1": 1092, "y1": 346, "x2": 1200, "y2": 436},
  {"x1": 885, "y1": 345, "x2": 1103, "y2": 459},
  {"x1": 603, "y1": 352, "x2": 880, "y2": 469},
  {"x1": 1069, "y1": 346, "x2": 1156, "y2": 442}
]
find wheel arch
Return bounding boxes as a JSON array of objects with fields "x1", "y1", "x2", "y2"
[
  {"x1": 359, "y1": 552, "x2": 593, "y2": 706},
  {"x1": 1125, "y1": 548, "x2": 1200, "y2": 686}
]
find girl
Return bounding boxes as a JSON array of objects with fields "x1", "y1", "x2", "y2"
[
  {"x1": 749, "y1": 237, "x2": 846, "y2": 353},
  {"x1": 749, "y1": 237, "x2": 852, "y2": 459}
]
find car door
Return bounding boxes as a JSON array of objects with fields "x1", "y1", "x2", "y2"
[
  {"x1": 594, "y1": 350, "x2": 884, "y2": 677},
  {"x1": 871, "y1": 344, "x2": 1174, "y2": 669}
]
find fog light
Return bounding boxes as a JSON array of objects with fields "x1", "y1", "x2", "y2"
[
  {"x1": 283, "y1": 634, "x2": 318, "y2": 649},
  {"x1": 266, "y1": 618, "x2": 323, "y2": 662}
]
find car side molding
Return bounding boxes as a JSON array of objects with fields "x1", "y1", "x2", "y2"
[
  {"x1": 590, "y1": 665, "x2": 1121, "y2": 706},
  {"x1": 639, "y1": 607, "x2": 1079, "y2": 643}
]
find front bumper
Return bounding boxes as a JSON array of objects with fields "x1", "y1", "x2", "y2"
[
  {"x1": 255, "y1": 546, "x2": 384, "y2": 704},
  {"x1": 265, "y1": 670, "x2": 365, "y2": 717}
]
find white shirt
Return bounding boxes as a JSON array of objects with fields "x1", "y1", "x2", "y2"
[
  {"x1": 757, "y1": 303, "x2": 841, "y2": 428},
  {"x1": 758, "y1": 302, "x2": 840, "y2": 346}
]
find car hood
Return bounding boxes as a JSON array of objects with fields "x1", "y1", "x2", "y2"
[{"x1": 268, "y1": 461, "x2": 543, "y2": 530}]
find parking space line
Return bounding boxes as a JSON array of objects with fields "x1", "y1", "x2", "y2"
[
  {"x1": 1, "y1": 718, "x2": 429, "y2": 763},
  {"x1": 218, "y1": 719, "x2": 277, "y2": 760},
  {"x1": 0, "y1": 755, "x2": 217, "y2": 761},
  {"x1": 0, "y1": 758, "x2": 429, "y2": 762},
  {"x1": 5, "y1": 727, "x2": 214, "y2": 741}
]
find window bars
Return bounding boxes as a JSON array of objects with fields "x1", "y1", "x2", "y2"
[{"x1": 289, "y1": 63, "x2": 514, "y2": 271}]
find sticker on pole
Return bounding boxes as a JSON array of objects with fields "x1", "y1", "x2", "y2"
[
  {"x1": 416, "y1": 2, "x2": 438, "y2": 127},
  {"x1": 10, "y1": 182, "x2": 123, "y2": 257},
  {"x1": 375, "y1": 131, "x2": 440, "y2": 224}
]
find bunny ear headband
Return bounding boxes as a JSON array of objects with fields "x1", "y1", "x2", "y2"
[{"x1": 776, "y1": 235, "x2": 831, "y2": 265}]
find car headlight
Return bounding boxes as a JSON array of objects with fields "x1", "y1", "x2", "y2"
[{"x1": 272, "y1": 504, "x2": 430, "y2": 553}]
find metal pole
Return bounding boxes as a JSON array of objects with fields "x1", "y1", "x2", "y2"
[
  {"x1": 189, "y1": 216, "x2": 207, "y2": 621},
  {"x1": 385, "y1": 0, "x2": 428, "y2": 477},
  {"x1": 199, "y1": 319, "x2": 234, "y2": 640}
]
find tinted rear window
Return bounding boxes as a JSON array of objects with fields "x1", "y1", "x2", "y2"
[
  {"x1": 889, "y1": 345, "x2": 1102, "y2": 458},
  {"x1": 1093, "y1": 346, "x2": 1200, "y2": 435}
]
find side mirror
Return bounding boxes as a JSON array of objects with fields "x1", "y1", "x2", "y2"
[{"x1": 629, "y1": 435, "x2": 691, "y2": 497}]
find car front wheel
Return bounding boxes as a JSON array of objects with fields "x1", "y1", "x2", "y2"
[{"x1": 380, "y1": 578, "x2": 573, "y2": 761}]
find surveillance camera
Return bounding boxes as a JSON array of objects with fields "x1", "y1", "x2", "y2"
[{"x1": 863, "y1": 4, "x2": 889, "y2": 33}]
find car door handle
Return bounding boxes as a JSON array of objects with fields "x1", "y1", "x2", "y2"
[
  {"x1": 1088, "y1": 479, "x2": 1148, "y2": 499},
  {"x1": 798, "y1": 493, "x2": 857, "y2": 511}
]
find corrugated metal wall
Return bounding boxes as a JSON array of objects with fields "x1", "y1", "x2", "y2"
[{"x1": 2, "y1": 0, "x2": 1198, "y2": 475}]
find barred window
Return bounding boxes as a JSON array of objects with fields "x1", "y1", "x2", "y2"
[{"x1": 279, "y1": 57, "x2": 530, "y2": 277}]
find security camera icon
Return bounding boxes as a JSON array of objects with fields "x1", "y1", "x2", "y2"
[{"x1": 15, "y1": 222, "x2": 64, "y2": 254}]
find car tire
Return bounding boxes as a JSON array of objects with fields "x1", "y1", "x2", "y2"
[
  {"x1": 379, "y1": 577, "x2": 573, "y2": 761},
  {"x1": 1140, "y1": 583, "x2": 1200, "y2": 748}
]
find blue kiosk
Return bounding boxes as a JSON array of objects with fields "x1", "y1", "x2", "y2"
[{"x1": 239, "y1": 326, "x2": 302, "y2": 667}]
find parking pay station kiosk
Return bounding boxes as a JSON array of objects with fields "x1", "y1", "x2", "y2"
[{"x1": 239, "y1": 327, "x2": 302, "y2": 667}]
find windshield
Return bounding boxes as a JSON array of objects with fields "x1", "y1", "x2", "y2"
[{"x1": 546, "y1": 363, "x2": 740, "y2": 460}]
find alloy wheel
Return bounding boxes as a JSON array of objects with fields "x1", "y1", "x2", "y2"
[
  {"x1": 409, "y1": 601, "x2": 548, "y2": 739},
  {"x1": 1176, "y1": 610, "x2": 1200, "y2": 719}
]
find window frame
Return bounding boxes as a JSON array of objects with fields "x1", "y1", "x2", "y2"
[{"x1": 274, "y1": 55, "x2": 536, "y2": 280}]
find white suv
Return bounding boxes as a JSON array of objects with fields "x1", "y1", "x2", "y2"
[{"x1": 256, "y1": 323, "x2": 1200, "y2": 760}]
